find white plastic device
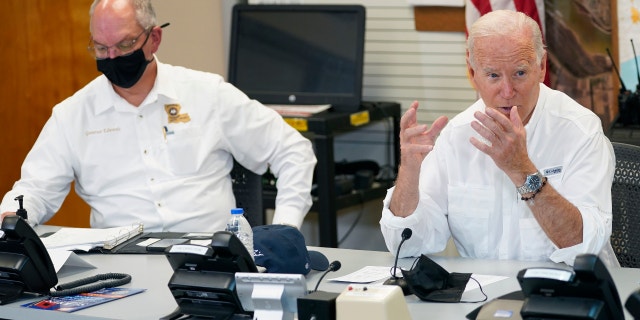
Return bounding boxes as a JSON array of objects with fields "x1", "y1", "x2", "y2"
[{"x1": 336, "y1": 284, "x2": 411, "y2": 320}]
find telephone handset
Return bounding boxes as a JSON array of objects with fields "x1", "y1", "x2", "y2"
[
  {"x1": 0, "y1": 215, "x2": 58, "y2": 304},
  {"x1": 517, "y1": 254, "x2": 624, "y2": 320}
]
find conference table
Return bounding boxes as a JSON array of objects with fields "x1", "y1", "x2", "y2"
[{"x1": 1, "y1": 233, "x2": 639, "y2": 319}]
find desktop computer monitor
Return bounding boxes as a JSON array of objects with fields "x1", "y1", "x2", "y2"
[{"x1": 228, "y1": 4, "x2": 366, "y2": 112}]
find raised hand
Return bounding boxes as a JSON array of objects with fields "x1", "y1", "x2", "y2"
[
  {"x1": 399, "y1": 101, "x2": 448, "y2": 170},
  {"x1": 470, "y1": 106, "x2": 535, "y2": 181},
  {"x1": 390, "y1": 101, "x2": 447, "y2": 217}
]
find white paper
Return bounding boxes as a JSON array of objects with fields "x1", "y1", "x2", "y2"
[
  {"x1": 329, "y1": 266, "x2": 396, "y2": 283},
  {"x1": 266, "y1": 104, "x2": 331, "y2": 117},
  {"x1": 48, "y1": 249, "x2": 96, "y2": 273},
  {"x1": 328, "y1": 265, "x2": 509, "y2": 291},
  {"x1": 41, "y1": 224, "x2": 142, "y2": 251},
  {"x1": 465, "y1": 274, "x2": 509, "y2": 292}
]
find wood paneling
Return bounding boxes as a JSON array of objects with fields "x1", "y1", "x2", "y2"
[
  {"x1": 413, "y1": 6, "x2": 466, "y2": 32},
  {"x1": 0, "y1": 0, "x2": 97, "y2": 227}
]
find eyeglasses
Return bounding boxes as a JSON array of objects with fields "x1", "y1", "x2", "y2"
[{"x1": 87, "y1": 28, "x2": 150, "y2": 60}]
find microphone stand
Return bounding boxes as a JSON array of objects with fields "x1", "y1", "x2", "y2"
[
  {"x1": 313, "y1": 261, "x2": 341, "y2": 292},
  {"x1": 383, "y1": 229, "x2": 412, "y2": 296}
]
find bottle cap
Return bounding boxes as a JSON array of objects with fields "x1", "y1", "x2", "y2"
[{"x1": 231, "y1": 208, "x2": 244, "y2": 215}]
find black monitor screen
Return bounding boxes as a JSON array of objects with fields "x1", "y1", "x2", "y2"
[{"x1": 228, "y1": 4, "x2": 366, "y2": 111}]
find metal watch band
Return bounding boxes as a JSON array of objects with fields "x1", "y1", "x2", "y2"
[{"x1": 516, "y1": 171, "x2": 544, "y2": 195}]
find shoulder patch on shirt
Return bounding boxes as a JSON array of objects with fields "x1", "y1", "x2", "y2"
[{"x1": 542, "y1": 166, "x2": 562, "y2": 176}]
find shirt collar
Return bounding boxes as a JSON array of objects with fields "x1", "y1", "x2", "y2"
[
  {"x1": 153, "y1": 58, "x2": 180, "y2": 104},
  {"x1": 524, "y1": 83, "x2": 548, "y2": 131}
]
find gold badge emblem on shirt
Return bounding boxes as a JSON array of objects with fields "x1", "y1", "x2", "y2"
[{"x1": 165, "y1": 104, "x2": 191, "y2": 123}]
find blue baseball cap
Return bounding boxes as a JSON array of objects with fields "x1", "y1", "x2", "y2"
[{"x1": 253, "y1": 224, "x2": 329, "y2": 275}]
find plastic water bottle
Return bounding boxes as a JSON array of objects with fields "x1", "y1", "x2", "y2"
[{"x1": 225, "y1": 208, "x2": 254, "y2": 260}]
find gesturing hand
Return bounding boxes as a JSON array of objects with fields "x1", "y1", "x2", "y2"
[
  {"x1": 470, "y1": 106, "x2": 533, "y2": 177},
  {"x1": 400, "y1": 101, "x2": 448, "y2": 170}
]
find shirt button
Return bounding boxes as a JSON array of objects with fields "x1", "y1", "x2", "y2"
[
  {"x1": 150, "y1": 178, "x2": 155, "y2": 182},
  {"x1": 157, "y1": 203, "x2": 162, "y2": 207},
  {"x1": 138, "y1": 114, "x2": 143, "y2": 119},
  {"x1": 143, "y1": 149, "x2": 148, "y2": 155}
]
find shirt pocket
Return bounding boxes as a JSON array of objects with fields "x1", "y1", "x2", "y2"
[
  {"x1": 518, "y1": 217, "x2": 554, "y2": 261},
  {"x1": 165, "y1": 125, "x2": 204, "y2": 175},
  {"x1": 447, "y1": 185, "x2": 494, "y2": 257}
]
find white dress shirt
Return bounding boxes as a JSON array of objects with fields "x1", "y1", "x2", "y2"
[
  {"x1": 380, "y1": 84, "x2": 618, "y2": 267},
  {"x1": 1, "y1": 60, "x2": 316, "y2": 232}
]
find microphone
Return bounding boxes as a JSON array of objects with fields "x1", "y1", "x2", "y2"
[
  {"x1": 14, "y1": 195, "x2": 28, "y2": 220},
  {"x1": 299, "y1": 261, "x2": 342, "y2": 320},
  {"x1": 383, "y1": 228, "x2": 412, "y2": 296},
  {"x1": 313, "y1": 260, "x2": 341, "y2": 292}
]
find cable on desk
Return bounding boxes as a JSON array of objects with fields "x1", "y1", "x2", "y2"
[{"x1": 50, "y1": 273, "x2": 132, "y2": 297}]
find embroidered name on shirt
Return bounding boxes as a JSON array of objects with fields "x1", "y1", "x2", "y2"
[
  {"x1": 165, "y1": 104, "x2": 191, "y2": 124},
  {"x1": 543, "y1": 166, "x2": 562, "y2": 176},
  {"x1": 85, "y1": 127, "x2": 121, "y2": 136}
]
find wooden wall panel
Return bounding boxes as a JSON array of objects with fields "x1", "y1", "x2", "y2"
[
  {"x1": 0, "y1": 0, "x2": 96, "y2": 227},
  {"x1": 413, "y1": 6, "x2": 465, "y2": 32}
]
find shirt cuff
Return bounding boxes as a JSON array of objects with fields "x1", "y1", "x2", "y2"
[
  {"x1": 549, "y1": 243, "x2": 584, "y2": 266},
  {"x1": 380, "y1": 186, "x2": 421, "y2": 228},
  {"x1": 271, "y1": 205, "x2": 306, "y2": 229}
]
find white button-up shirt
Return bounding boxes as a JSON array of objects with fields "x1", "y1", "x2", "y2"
[
  {"x1": 380, "y1": 84, "x2": 618, "y2": 266},
  {"x1": 1, "y1": 61, "x2": 316, "y2": 232}
]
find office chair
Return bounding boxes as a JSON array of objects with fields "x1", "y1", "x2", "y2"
[
  {"x1": 230, "y1": 161, "x2": 264, "y2": 227},
  {"x1": 610, "y1": 142, "x2": 640, "y2": 268}
]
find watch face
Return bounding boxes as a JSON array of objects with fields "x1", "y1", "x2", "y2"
[{"x1": 527, "y1": 174, "x2": 541, "y2": 188}]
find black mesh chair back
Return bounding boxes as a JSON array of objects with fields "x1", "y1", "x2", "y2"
[
  {"x1": 230, "y1": 161, "x2": 264, "y2": 227},
  {"x1": 611, "y1": 142, "x2": 640, "y2": 268}
]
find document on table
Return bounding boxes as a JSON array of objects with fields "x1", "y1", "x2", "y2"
[
  {"x1": 48, "y1": 249, "x2": 95, "y2": 273},
  {"x1": 41, "y1": 223, "x2": 144, "y2": 251},
  {"x1": 328, "y1": 265, "x2": 508, "y2": 292},
  {"x1": 329, "y1": 266, "x2": 396, "y2": 283}
]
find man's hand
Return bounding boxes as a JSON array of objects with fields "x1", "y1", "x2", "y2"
[
  {"x1": 1, "y1": 211, "x2": 17, "y2": 224},
  {"x1": 470, "y1": 106, "x2": 536, "y2": 181},
  {"x1": 470, "y1": 106, "x2": 583, "y2": 248},
  {"x1": 400, "y1": 101, "x2": 448, "y2": 171},
  {"x1": 390, "y1": 101, "x2": 448, "y2": 217}
]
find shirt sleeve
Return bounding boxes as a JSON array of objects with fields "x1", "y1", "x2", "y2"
[
  {"x1": 216, "y1": 82, "x2": 316, "y2": 229},
  {"x1": 0, "y1": 111, "x2": 74, "y2": 225},
  {"x1": 548, "y1": 132, "x2": 615, "y2": 265},
  {"x1": 379, "y1": 146, "x2": 453, "y2": 258}
]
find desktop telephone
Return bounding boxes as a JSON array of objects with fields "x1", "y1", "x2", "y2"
[
  {"x1": 517, "y1": 254, "x2": 623, "y2": 320},
  {"x1": 162, "y1": 231, "x2": 258, "y2": 319},
  {"x1": 0, "y1": 215, "x2": 58, "y2": 304}
]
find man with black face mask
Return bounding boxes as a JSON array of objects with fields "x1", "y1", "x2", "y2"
[{"x1": 0, "y1": 0, "x2": 317, "y2": 233}]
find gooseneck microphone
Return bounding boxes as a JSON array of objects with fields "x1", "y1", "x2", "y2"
[
  {"x1": 313, "y1": 260, "x2": 342, "y2": 292},
  {"x1": 383, "y1": 228, "x2": 412, "y2": 295},
  {"x1": 299, "y1": 261, "x2": 342, "y2": 320}
]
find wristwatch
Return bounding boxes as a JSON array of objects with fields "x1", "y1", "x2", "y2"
[{"x1": 516, "y1": 171, "x2": 544, "y2": 195}]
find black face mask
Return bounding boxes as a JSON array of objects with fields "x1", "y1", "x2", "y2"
[
  {"x1": 96, "y1": 48, "x2": 151, "y2": 89},
  {"x1": 401, "y1": 254, "x2": 472, "y2": 303}
]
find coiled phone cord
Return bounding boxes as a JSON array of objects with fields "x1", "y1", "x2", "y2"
[{"x1": 49, "y1": 273, "x2": 132, "y2": 297}]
